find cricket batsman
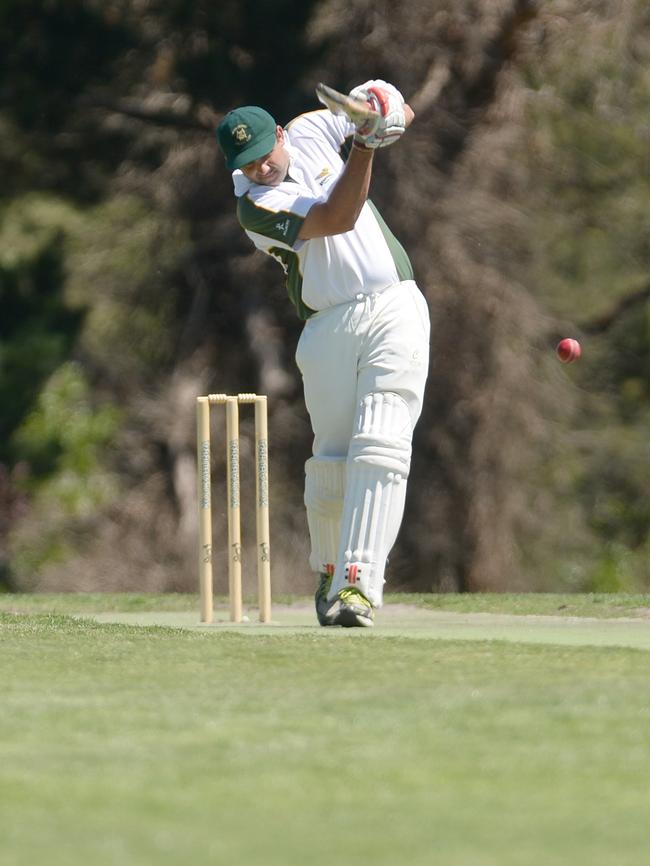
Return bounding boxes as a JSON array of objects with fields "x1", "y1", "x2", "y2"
[{"x1": 216, "y1": 79, "x2": 430, "y2": 626}]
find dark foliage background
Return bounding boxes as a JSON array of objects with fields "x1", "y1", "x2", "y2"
[{"x1": 1, "y1": 0, "x2": 648, "y2": 596}]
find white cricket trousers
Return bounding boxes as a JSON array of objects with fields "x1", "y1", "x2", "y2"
[{"x1": 296, "y1": 280, "x2": 430, "y2": 605}]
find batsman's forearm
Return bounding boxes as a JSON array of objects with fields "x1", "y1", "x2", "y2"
[
  {"x1": 297, "y1": 146, "x2": 373, "y2": 239},
  {"x1": 328, "y1": 145, "x2": 374, "y2": 228}
]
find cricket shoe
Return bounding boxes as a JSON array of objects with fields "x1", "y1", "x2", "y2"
[
  {"x1": 331, "y1": 587, "x2": 375, "y2": 628},
  {"x1": 315, "y1": 571, "x2": 337, "y2": 626}
]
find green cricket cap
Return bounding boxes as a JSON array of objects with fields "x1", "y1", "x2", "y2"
[{"x1": 216, "y1": 106, "x2": 278, "y2": 170}]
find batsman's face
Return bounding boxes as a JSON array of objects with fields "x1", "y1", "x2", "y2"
[{"x1": 241, "y1": 126, "x2": 290, "y2": 186}]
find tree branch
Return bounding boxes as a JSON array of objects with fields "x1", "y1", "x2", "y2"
[
  {"x1": 464, "y1": 0, "x2": 539, "y2": 108},
  {"x1": 580, "y1": 283, "x2": 650, "y2": 335},
  {"x1": 420, "y1": 0, "x2": 539, "y2": 171},
  {"x1": 83, "y1": 94, "x2": 220, "y2": 133}
]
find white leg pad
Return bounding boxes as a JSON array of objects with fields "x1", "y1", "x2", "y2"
[
  {"x1": 329, "y1": 392, "x2": 413, "y2": 607},
  {"x1": 304, "y1": 456, "x2": 346, "y2": 573}
]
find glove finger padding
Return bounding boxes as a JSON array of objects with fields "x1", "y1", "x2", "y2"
[
  {"x1": 366, "y1": 85, "x2": 406, "y2": 145},
  {"x1": 362, "y1": 128, "x2": 405, "y2": 149},
  {"x1": 350, "y1": 81, "x2": 406, "y2": 149},
  {"x1": 347, "y1": 80, "x2": 382, "y2": 137},
  {"x1": 349, "y1": 79, "x2": 405, "y2": 109}
]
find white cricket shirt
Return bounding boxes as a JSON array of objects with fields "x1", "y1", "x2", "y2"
[{"x1": 231, "y1": 109, "x2": 413, "y2": 319}]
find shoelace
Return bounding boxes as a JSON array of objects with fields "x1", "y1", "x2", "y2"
[{"x1": 339, "y1": 588, "x2": 371, "y2": 607}]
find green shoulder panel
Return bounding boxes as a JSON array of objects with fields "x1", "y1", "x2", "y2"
[{"x1": 237, "y1": 194, "x2": 304, "y2": 246}]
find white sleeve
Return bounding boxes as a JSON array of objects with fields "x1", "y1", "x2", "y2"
[{"x1": 286, "y1": 109, "x2": 355, "y2": 153}]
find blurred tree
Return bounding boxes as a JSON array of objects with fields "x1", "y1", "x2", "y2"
[
  {"x1": 0, "y1": 0, "x2": 136, "y2": 199},
  {"x1": 0, "y1": 212, "x2": 83, "y2": 463},
  {"x1": 519, "y1": 0, "x2": 650, "y2": 589},
  {"x1": 1, "y1": 0, "x2": 648, "y2": 595},
  {"x1": 306, "y1": 0, "x2": 548, "y2": 591}
]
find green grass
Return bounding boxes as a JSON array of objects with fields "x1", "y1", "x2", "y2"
[
  {"x1": 1, "y1": 597, "x2": 650, "y2": 865},
  {"x1": 406, "y1": 591, "x2": 650, "y2": 618},
  {"x1": 2, "y1": 590, "x2": 650, "y2": 617}
]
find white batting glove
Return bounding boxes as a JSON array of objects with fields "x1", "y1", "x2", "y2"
[{"x1": 349, "y1": 79, "x2": 406, "y2": 149}]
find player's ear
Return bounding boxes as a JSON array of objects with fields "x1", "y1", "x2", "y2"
[{"x1": 276, "y1": 125, "x2": 285, "y2": 144}]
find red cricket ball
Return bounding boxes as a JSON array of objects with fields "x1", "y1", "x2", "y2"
[{"x1": 556, "y1": 338, "x2": 581, "y2": 364}]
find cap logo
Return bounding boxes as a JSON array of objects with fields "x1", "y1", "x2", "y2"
[{"x1": 232, "y1": 124, "x2": 252, "y2": 145}]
